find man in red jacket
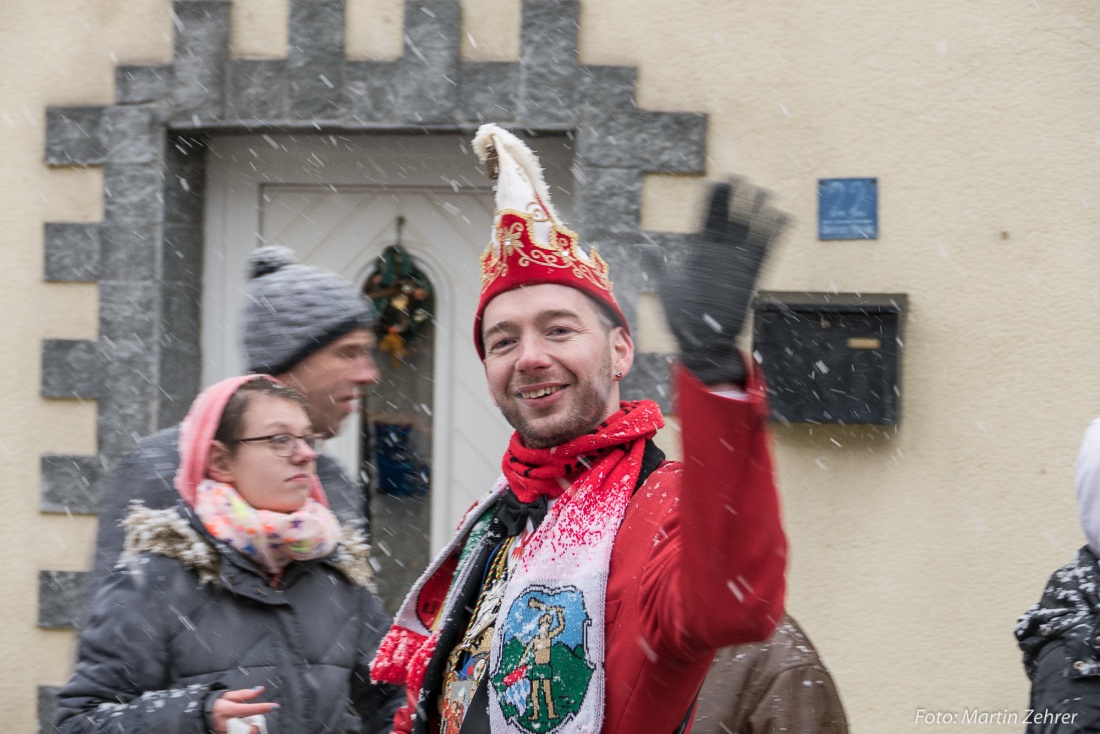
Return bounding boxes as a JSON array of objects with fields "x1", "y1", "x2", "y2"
[{"x1": 371, "y1": 123, "x2": 789, "y2": 734}]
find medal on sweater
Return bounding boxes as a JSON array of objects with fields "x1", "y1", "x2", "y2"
[{"x1": 490, "y1": 585, "x2": 595, "y2": 733}]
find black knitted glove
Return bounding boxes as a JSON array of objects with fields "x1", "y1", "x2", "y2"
[{"x1": 649, "y1": 178, "x2": 789, "y2": 386}]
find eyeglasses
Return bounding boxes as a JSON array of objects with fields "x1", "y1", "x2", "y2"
[{"x1": 231, "y1": 433, "x2": 323, "y2": 458}]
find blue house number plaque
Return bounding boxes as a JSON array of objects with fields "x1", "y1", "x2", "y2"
[{"x1": 818, "y1": 178, "x2": 878, "y2": 240}]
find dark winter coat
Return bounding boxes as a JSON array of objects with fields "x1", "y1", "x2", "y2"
[
  {"x1": 56, "y1": 503, "x2": 403, "y2": 734},
  {"x1": 1016, "y1": 546, "x2": 1100, "y2": 733},
  {"x1": 91, "y1": 425, "x2": 366, "y2": 588},
  {"x1": 691, "y1": 614, "x2": 848, "y2": 734}
]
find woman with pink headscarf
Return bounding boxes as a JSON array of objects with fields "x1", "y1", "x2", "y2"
[{"x1": 56, "y1": 376, "x2": 402, "y2": 734}]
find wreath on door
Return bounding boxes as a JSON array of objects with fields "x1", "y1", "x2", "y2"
[{"x1": 364, "y1": 221, "x2": 433, "y2": 364}]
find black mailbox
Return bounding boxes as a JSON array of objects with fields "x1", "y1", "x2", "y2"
[{"x1": 752, "y1": 291, "x2": 908, "y2": 425}]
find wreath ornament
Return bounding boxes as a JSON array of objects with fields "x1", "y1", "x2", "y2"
[{"x1": 364, "y1": 217, "x2": 434, "y2": 366}]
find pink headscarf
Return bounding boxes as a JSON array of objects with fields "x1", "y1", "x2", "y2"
[{"x1": 174, "y1": 374, "x2": 328, "y2": 508}]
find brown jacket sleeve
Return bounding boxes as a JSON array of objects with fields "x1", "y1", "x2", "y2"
[{"x1": 691, "y1": 615, "x2": 848, "y2": 734}]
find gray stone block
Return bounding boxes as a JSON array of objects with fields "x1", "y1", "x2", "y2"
[
  {"x1": 100, "y1": 220, "x2": 160, "y2": 281},
  {"x1": 164, "y1": 133, "x2": 207, "y2": 225},
  {"x1": 638, "y1": 231, "x2": 691, "y2": 272},
  {"x1": 116, "y1": 64, "x2": 171, "y2": 104},
  {"x1": 288, "y1": 0, "x2": 345, "y2": 119},
  {"x1": 579, "y1": 109, "x2": 706, "y2": 173},
  {"x1": 170, "y1": 1, "x2": 230, "y2": 122},
  {"x1": 160, "y1": 280, "x2": 202, "y2": 351},
  {"x1": 162, "y1": 222, "x2": 204, "y2": 284},
  {"x1": 158, "y1": 282, "x2": 202, "y2": 430},
  {"x1": 41, "y1": 340, "x2": 105, "y2": 399},
  {"x1": 395, "y1": 0, "x2": 461, "y2": 124},
  {"x1": 459, "y1": 62, "x2": 518, "y2": 123},
  {"x1": 518, "y1": 0, "x2": 579, "y2": 124},
  {"x1": 157, "y1": 344, "x2": 201, "y2": 429},
  {"x1": 227, "y1": 59, "x2": 288, "y2": 122},
  {"x1": 578, "y1": 65, "x2": 636, "y2": 111},
  {"x1": 97, "y1": 397, "x2": 156, "y2": 459},
  {"x1": 99, "y1": 281, "x2": 159, "y2": 343},
  {"x1": 574, "y1": 166, "x2": 642, "y2": 241},
  {"x1": 102, "y1": 164, "x2": 165, "y2": 226},
  {"x1": 626, "y1": 236, "x2": 684, "y2": 325},
  {"x1": 43, "y1": 223, "x2": 100, "y2": 282},
  {"x1": 45, "y1": 106, "x2": 106, "y2": 166},
  {"x1": 595, "y1": 241, "x2": 650, "y2": 330},
  {"x1": 102, "y1": 105, "x2": 164, "y2": 164},
  {"x1": 41, "y1": 455, "x2": 105, "y2": 515},
  {"x1": 104, "y1": 338, "x2": 159, "y2": 401},
  {"x1": 38, "y1": 685, "x2": 60, "y2": 734},
  {"x1": 621, "y1": 351, "x2": 675, "y2": 413},
  {"x1": 343, "y1": 61, "x2": 399, "y2": 122},
  {"x1": 38, "y1": 571, "x2": 90, "y2": 629}
]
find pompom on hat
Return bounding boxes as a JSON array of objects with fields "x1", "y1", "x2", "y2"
[
  {"x1": 472, "y1": 124, "x2": 628, "y2": 357},
  {"x1": 242, "y1": 246, "x2": 377, "y2": 375}
]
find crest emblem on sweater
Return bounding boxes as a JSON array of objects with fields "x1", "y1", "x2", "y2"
[{"x1": 490, "y1": 586, "x2": 594, "y2": 733}]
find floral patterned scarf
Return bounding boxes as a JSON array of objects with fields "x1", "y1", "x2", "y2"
[{"x1": 193, "y1": 479, "x2": 341, "y2": 577}]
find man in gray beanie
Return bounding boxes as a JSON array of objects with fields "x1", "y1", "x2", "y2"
[
  {"x1": 90, "y1": 246, "x2": 380, "y2": 588},
  {"x1": 242, "y1": 245, "x2": 379, "y2": 439}
]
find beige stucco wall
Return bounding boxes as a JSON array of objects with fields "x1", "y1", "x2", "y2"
[
  {"x1": 3, "y1": 0, "x2": 1098, "y2": 731},
  {"x1": 613, "y1": 3, "x2": 1100, "y2": 731},
  {"x1": 0, "y1": 3, "x2": 169, "y2": 728}
]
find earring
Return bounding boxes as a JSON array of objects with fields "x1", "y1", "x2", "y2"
[{"x1": 614, "y1": 371, "x2": 623, "y2": 380}]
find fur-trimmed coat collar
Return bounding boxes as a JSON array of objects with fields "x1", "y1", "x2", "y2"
[{"x1": 119, "y1": 502, "x2": 375, "y2": 589}]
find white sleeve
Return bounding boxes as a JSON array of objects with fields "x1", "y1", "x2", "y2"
[
  {"x1": 709, "y1": 388, "x2": 749, "y2": 400},
  {"x1": 1075, "y1": 419, "x2": 1100, "y2": 555}
]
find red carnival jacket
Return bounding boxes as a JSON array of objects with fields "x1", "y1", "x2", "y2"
[{"x1": 597, "y1": 365, "x2": 787, "y2": 734}]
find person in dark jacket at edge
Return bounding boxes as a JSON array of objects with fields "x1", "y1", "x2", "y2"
[
  {"x1": 368, "y1": 124, "x2": 789, "y2": 734},
  {"x1": 691, "y1": 614, "x2": 849, "y2": 734},
  {"x1": 56, "y1": 375, "x2": 403, "y2": 733},
  {"x1": 1017, "y1": 418, "x2": 1100, "y2": 733},
  {"x1": 91, "y1": 246, "x2": 380, "y2": 591}
]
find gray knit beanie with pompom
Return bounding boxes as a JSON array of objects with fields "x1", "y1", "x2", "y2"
[{"x1": 242, "y1": 246, "x2": 377, "y2": 375}]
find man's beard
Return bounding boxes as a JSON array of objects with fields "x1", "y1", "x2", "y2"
[{"x1": 498, "y1": 351, "x2": 614, "y2": 449}]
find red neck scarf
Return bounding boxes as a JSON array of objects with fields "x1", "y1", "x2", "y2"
[{"x1": 502, "y1": 400, "x2": 665, "y2": 503}]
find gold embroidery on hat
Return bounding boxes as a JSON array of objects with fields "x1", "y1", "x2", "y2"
[
  {"x1": 527, "y1": 201, "x2": 550, "y2": 223},
  {"x1": 479, "y1": 209, "x2": 614, "y2": 295}
]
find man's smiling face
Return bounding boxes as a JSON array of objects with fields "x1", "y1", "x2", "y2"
[{"x1": 480, "y1": 284, "x2": 633, "y2": 448}]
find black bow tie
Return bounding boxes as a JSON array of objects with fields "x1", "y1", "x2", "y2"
[{"x1": 493, "y1": 490, "x2": 549, "y2": 538}]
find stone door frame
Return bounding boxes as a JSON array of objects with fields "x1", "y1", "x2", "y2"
[{"x1": 37, "y1": 0, "x2": 706, "y2": 722}]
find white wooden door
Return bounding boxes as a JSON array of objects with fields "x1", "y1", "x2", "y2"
[{"x1": 202, "y1": 133, "x2": 574, "y2": 550}]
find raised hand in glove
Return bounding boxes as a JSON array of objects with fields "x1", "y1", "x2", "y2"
[{"x1": 649, "y1": 178, "x2": 789, "y2": 386}]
